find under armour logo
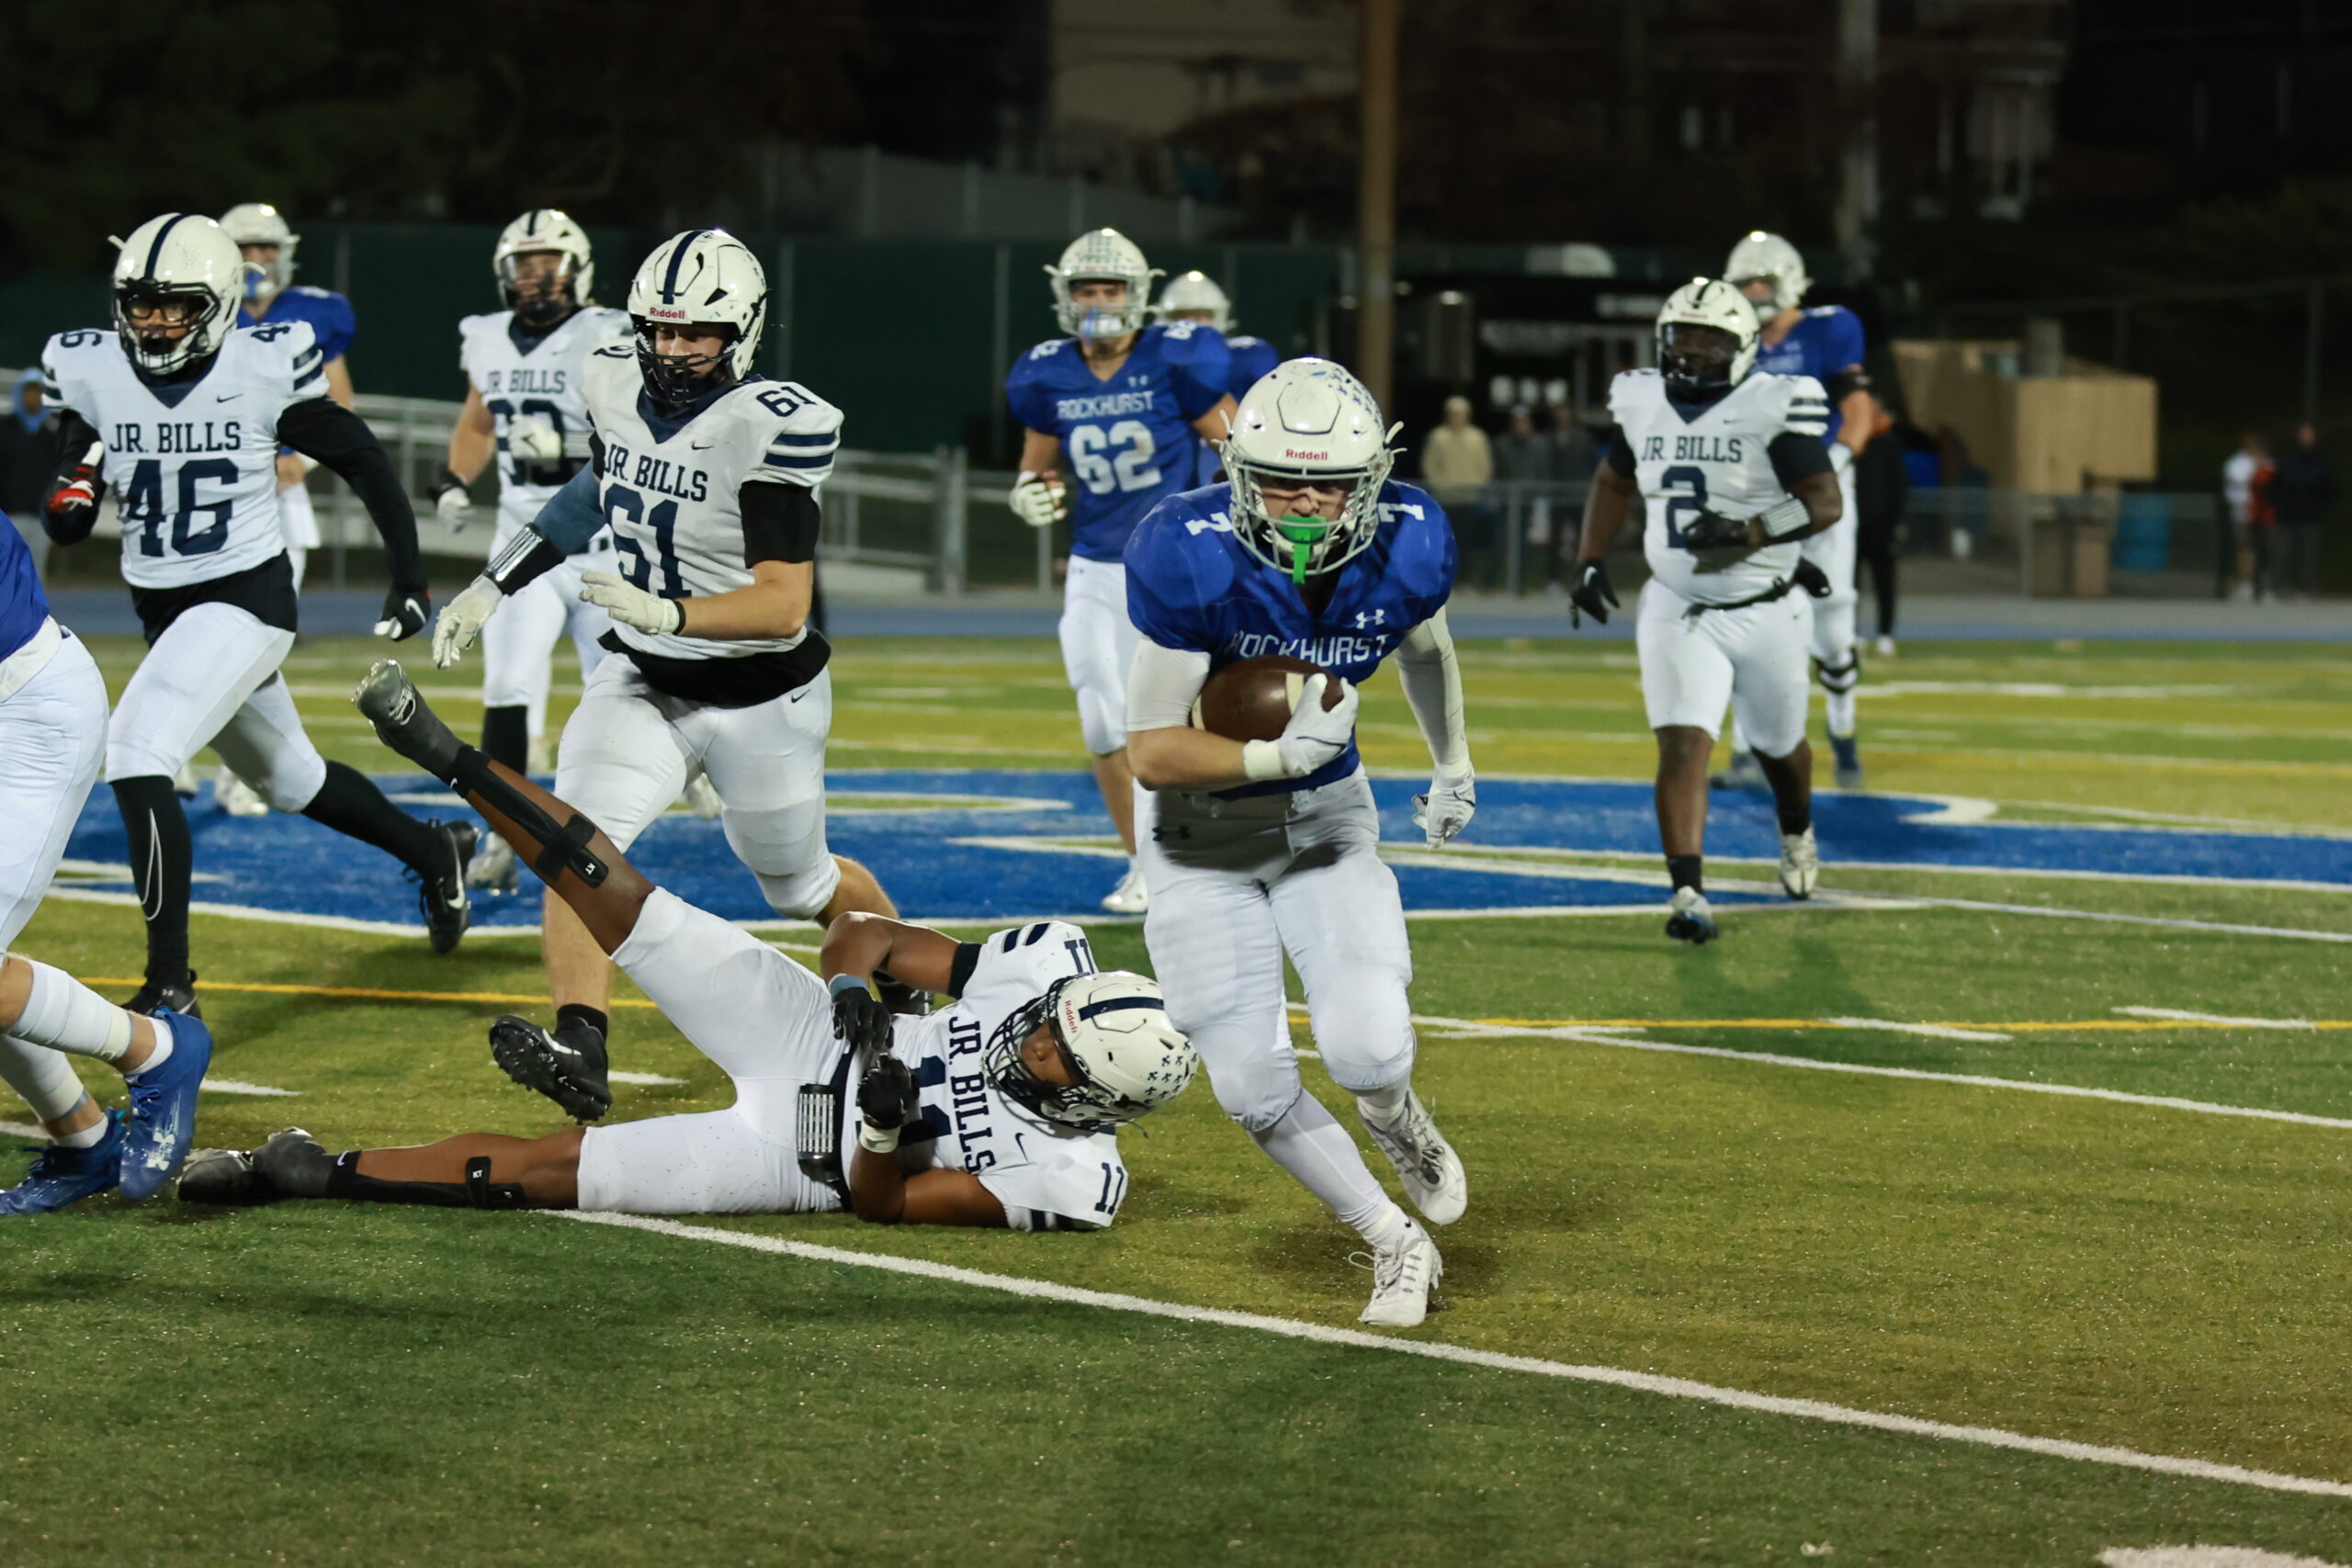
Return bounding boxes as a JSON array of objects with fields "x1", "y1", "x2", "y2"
[{"x1": 1353, "y1": 609, "x2": 1386, "y2": 629}]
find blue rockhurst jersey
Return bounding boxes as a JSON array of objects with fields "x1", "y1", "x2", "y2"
[
  {"x1": 0, "y1": 504, "x2": 50, "y2": 661},
  {"x1": 1752, "y1": 305, "x2": 1863, "y2": 443},
  {"x1": 1193, "y1": 334, "x2": 1283, "y2": 485},
  {"x1": 1005, "y1": 321, "x2": 1232, "y2": 561},
  {"x1": 241, "y1": 286, "x2": 356, "y2": 366},
  {"x1": 1125, "y1": 478, "x2": 1455, "y2": 796}
]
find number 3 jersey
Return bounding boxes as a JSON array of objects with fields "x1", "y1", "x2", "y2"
[
  {"x1": 858, "y1": 920, "x2": 1129, "y2": 1231},
  {"x1": 41, "y1": 322, "x2": 327, "y2": 589},
  {"x1": 458, "y1": 305, "x2": 631, "y2": 539},
  {"x1": 1605, "y1": 367, "x2": 1832, "y2": 604},
  {"x1": 1004, "y1": 321, "x2": 1233, "y2": 562}
]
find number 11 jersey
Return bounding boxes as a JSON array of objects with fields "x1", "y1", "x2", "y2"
[{"x1": 1004, "y1": 321, "x2": 1232, "y2": 563}]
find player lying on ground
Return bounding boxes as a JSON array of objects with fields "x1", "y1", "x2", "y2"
[
  {"x1": 178, "y1": 661, "x2": 1197, "y2": 1228},
  {"x1": 1567, "y1": 277, "x2": 1842, "y2": 944}
]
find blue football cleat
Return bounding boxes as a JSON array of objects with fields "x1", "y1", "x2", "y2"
[
  {"x1": 119, "y1": 1010, "x2": 213, "y2": 1201},
  {"x1": 0, "y1": 1111, "x2": 127, "y2": 1214}
]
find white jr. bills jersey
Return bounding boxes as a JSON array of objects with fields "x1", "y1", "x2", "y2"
[
  {"x1": 457, "y1": 305, "x2": 630, "y2": 537},
  {"x1": 581, "y1": 343, "x2": 841, "y2": 662},
  {"x1": 41, "y1": 322, "x2": 325, "y2": 590},
  {"x1": 1608, "y1": 367, "x2": 1831, "y2": 604},
  {"x1": 852, "y1": 920, "x2": 1128, "y2": 1232}
]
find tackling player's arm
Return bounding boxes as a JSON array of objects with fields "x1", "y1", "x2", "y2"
[
  {"x1": 430, "y1": 384, "x2": 497, "y2": 521},
  {"x1": 276, "y1": 397, "x2": 431, "y2": 637}
]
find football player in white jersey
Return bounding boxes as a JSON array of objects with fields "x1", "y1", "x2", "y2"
[
  {"x1": 1567, "y1": 279, "x2": 1842, "y2": 943},
  {"x1": 180, "y1": 660, "x2": 1198, "y2": 1230},
  {"x1": 425, "y1": 209, "x2": 633, "y2": 892},
  {"x1": 431, "y1": 229, "x2": 899, "y2": 1121},
  {"x1": 40, "y1": 214, "x2": 475, "y2": 1014}
]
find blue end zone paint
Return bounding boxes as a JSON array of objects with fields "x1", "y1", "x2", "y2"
[{"x1": 57, "y1": 772, "x2": 2352, "y2": 931}]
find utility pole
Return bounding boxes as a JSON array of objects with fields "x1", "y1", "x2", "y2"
[
  {"x1": 1357, "y1": 0, "x2": 1399, "y2": 410},
  {"x1": 1834, "y1": 0, "x2": 1879, "y2": 276}
]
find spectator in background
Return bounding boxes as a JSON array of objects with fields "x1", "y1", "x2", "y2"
[
  {"x1": 0, "y1": 368, "x2": 58, "y2": 579},
  {"x1": 2222, "y1": 433, "x2": 2273, "y2": 601},
  {"x1": 1421, "y1": 394, "x2": 1497, "y2": 588},
  {"x1": 2270, "y1": 423, "x2": 2335, "y2": 600},
  {"x1": 1491, "y1": 406, "x2": 1555, "y2": 591},
  {"x1": 1854, "y1": 410, "x2": 1909, "y2": 655}
]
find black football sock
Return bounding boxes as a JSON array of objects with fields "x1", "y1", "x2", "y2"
[
  {"x1": 480, "y1": 705, "x2": 530, "y2": 773},
  {"x1": 324, "y1": 1151, "x2": 526, "y2": 1209},
  {"x1": 112, "y1": 775, "x2": 193, "y2": 986},
  {"x1": 556, "y1": 1004, "x2": 608, "y2": 1044},
  {"x1": 1777, "y1": 798, "x2": 1812, "y2": 836},
  {"x1": 301, "y1": 761, "x2": 440, "y2": 873},
  {"x1": 1667, "y1": 854, "x2": 1703, "y2": 895}
]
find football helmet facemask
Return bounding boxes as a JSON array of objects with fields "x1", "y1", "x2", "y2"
[
  {"x1": 627, "y1": 229, "x2": 767, "y2": 412},
  {"x1": 219, "y1": 202, "x2": 299, "y2": 301},
  {"x1": 1156, "y1": 269, "x2": 1232, "y2": 333},
  {"x1": 495, "y1": 209, "x2": 595, "y2": 328},
  {"x1": 1724, "y1": 230, "x2": 1811, "y2": 313},
  {"x1": 113, "y1": 214, "x2": 245, "y2": 377},
  {"x1": 1046, "y1": 228, "x2": 1160, "y2": 340},
  {"x1": 1656, "y1": 278, "x2": 1759, "y2": 403},
  {"x1": 980, "y1": 971, "x2": 1196, "y2": 1133}
]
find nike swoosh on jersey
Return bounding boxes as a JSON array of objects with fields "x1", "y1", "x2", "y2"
[{"x1": 215, "y1": 393, "x2": 243, "y2": 402}]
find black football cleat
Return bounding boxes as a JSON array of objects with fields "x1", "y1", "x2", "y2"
[
  {"x1": 249, "y1": 1127, "x2": 337, "y2": 1198},
  {"x1": 490, "y1": 1013, "x2": 612, "y2": 1122},
  {"x1": 175, "y1": 1146, "x2": 276, "y2": 1206},
  {"x1": 123, "y1": 973, "x2": 201, "y2": 1020},
  {"x1": 413, "y1": 820, "x2": 477, "y2": 955},
  {"x1": 353, "y1": 660, "x2": 463, "y2": 778}
]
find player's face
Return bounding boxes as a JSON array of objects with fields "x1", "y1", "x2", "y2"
[
  {"x1": 508, "y1": 252, "x2": 568, "y2": 297},
  {"x1": 1734, "y1": 276, "x2": 1776, "y2": 307},
  {"x1": 650, "y1": 323, "x2": 730, "y2": 375},
  {"x1": 123, "y1": 297, "x2": 201, "y2": 342},
  {"x1": 1069, "y1": 279, "x2": 1128, "y2": 310},
  {"x1": 238, "y1": 243, "x2": 280, "y2": 268},
  {"x1": 1168, "y1": 309, "x2": 1216, "y2": 324},
  {"x1": 1256, "y1": 478, "x2": 1353, "y2": 522},
  {"x1": 1021, "y1": 1021, "x2": 1079, "y2": 1089}
]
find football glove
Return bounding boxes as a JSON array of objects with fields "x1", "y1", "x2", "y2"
[
  {"x1": 1008, "y1": 471, "x2": 1068, "y2": 529},
  {"x1": 44, "y1": 442, "x2": 105, "y2": 543},
  {"x1": 1792, "y1": 558, "x2": 1834, "y2": 598},
  {"x1": 1678, "y1": 510, "x2": 1753, "y2": 552},
  {"x1": 1273, "y1": 673, "x2": 1360, "y2": 779},
  {"x1": 1413, "y1": 767, "x2": 1476, "y2": 848},
  {"x1": 1568, "y1": 559, "x2": 1618, "y2": 627},
  {"x1": 831, "y1": 976, "x2": 893, "y2": 1057},
  {"x1": 578, "y1": 570, "x2": 684, "y2": 637},
  {"x1": 429, "y1": 468, "x2": 473, "y2": 527},
  {"x1": 375, "y1": 586, "x2": 432, "y2": 642},
  {"x1": 505, "y1": 412, "x2": 563, "y2": 463},
  {"x1": 432, "y1": 575, "x2": 503, "y2": 669},
  {"x1": 856, "y1": 1052, "x2": 920, "y2": 1155}
]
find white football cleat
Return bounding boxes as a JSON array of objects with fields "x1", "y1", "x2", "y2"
[
  {"x1": 171, "y1": 761, "x2": 199, "y2": 799},
  {"x1": 1359, "y1": 1088, "x2": 1466, "y2": 1226},
  {"x1": 1779, "y1": 825, "x2": 1819, "y2": 899},
  {"x1": 1874, "y1": 635, "x2": 1896, "y2": 658},
  {"x1": 466, "y1": 831, "x2": 520, "y2": 893},
  {"x1": 1356, "y1": 1219, "x2": 1443, "y2": 1328},
  {"x1": 1665, "y1": 886, "x2": 1718, "y2": 944},
  {"x1": 1099, "y1": 863, "x2": 1149, "y2": 915},
  {"x1": 217, "y1": 767, "x2": 269, "y2": 818},
  {"x1": 681, "y1": 770, "x2": 723, "y2": 819}
]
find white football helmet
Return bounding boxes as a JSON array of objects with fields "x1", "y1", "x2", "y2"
[
  {"x1": 219, "y1": 202, "x2": 299, "y2": 299},
  {"x1": 113, "y1": 214, "x2": 245, "y2": 376},
  {"x1": 494, "y1": 209, "x2": 595, "y2": 325},
  {"x1": 982, "y1": 970, "x2": 1197, "y2": 1132},
  {"x1": 1156, "y1": 269, "x2": 1232, "y2": 333},
  {"x1": 1655, "y1": 277, "x2": 1760, "y2": 401},
  {"x1": 627, "y1": 229, "x2": 767, "y2": 409},
  {"x1": 1046, "y1": 228, "x2": 1159, "y2": 340},
  {"x1": 1724, "y1": 230, "x2": 1810, "y2": 312},
  {"x1": 1222, "y1": 357, "x2": 1399, "y2": 583}
]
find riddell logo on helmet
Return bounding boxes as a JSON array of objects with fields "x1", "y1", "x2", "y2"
[{"x1": 1283, "y1": 447, "x2": 1329, "y2": 460}]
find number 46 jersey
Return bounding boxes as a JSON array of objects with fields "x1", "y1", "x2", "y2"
[
  {"x1": 1004, "y1": 321, "x2": 1232, "y2": 563},
  {"x1": 1607, "y1": 367, "x2": 1831, "y2": 605},
  {"x1": 41, "y1": 321, "x2": 325, "y2": 589},
  {"x1": 576, "y1": 341, "x2": 841, "y2": 663}
]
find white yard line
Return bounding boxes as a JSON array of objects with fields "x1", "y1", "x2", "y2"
[
  {"x1": 606, "y1": 1071, "x2": 687, "y2": 1087},
  {"x1": 2115, "y1": 1007, "x2": 2317, "y2": 1030},
  {"x1": 201, "y1": 1079, "x2": 300, "y2": 1097},
  {"x1": 1818, "y1": 1017, "x2": 2015, "y2": 1043},
  {"x1": 556, "y1": 1211, "x2": 2352, "y2": 1502}
]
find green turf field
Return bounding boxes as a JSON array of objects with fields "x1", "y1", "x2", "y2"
[{"x1": 6, "y1": 635, "x2": 2351, "y2": 1567}]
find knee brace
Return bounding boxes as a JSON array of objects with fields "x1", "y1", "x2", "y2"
[
  {"x1": 1814, "y1": 653, "x2": 1861, "y2": 695},
  {"x1": 451, "y1": 745, "x2": 609, "y2": 887}
]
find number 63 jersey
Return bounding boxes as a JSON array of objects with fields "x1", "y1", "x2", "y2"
[
  {"x1": 1607, "y1": 367, "x2": 1831, "y2": 604},
  {"x1": 41, "y1": 321, "x2": 326, "y2": 589},
  {"x1": 1004, "y1": 321, "x2": 1232, "y2": 563},
  {"x1": 578, "y1": 341, "x2": 841, "y2": 663}
]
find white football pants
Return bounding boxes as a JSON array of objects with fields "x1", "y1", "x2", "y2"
[
  {"x1": 106, "y1": 601, "x2": 327, "y2": 813},
  {"x1": 1639, "y1": 578, "x2": 1814, "y2": 760},
  {"x1": 1059, "y1": 556, "x2": 1141, "y2": 757}
]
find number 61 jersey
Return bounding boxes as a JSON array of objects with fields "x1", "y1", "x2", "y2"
[
  {"x1": 1004, "y1": 320, "x2": 1232, "y2": 563},
  {"x1": 1607, "y1": 366, "x2": 1831, "y2": 604},
  {"x1": 578, "y1": 341, "x2": 841, "y2": 664},
  {"x1": 41, "y1": 321, "x2": 325, "y2": 588}
]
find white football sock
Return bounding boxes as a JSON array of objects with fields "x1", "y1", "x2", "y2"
[
  {"x1": 125, "y1": 1020, "x2": 174, "y2": 1078},
  {"x1": 1250, "y1": 1092, "x2": 1394, "y2": 1237},
  {"x1": 1826, "y1": 689, "x2": 1858, "y2": 739},
  {"x1": 12, "y1": 961, "x2": 136, "y2": 1065},
  {"x1": 0, "y1": 1034, "x2": 91, "y2": 1123},
  {"x1": 1359, "y1": 1201, "x2": 1414, "y2": 1253},
  {"x1": 53, "y1": 1111, "x2": 108, "y2": 1149},
  {"x1": 1355, "y1": 1081, "x2": 1410, "y2": 1124}
]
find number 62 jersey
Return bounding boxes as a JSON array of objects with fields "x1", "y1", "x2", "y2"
[{"x1": 1607, "y1": 367, "x2": 1831, "y2": 605}]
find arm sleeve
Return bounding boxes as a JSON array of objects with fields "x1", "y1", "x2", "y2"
[
  {"x1": 946, "y1": 942, "x2": 984, "y2": 998},
  {"x1": 1769, "y1": 432, "x2": 1835, "y2": 490},
  {"x1": 1600, "y1": 426, "x2": 1636, "y2": 478},
  {"x1": 41, "y1": 410, "x2": 103, "y2": 544},
  {"x1": 529, "y1": 466, "x2": 609, "y2": 554},
  {"x1": 740, "y1": 479, "x2": 821, "y2": 565},
  {"x1": 1395, "y1": 608, "x2": 1470, "y2": 775},
  {"x1": 1125, "y1": 640, "x2": 1211, "y2": 733},
  {"x1": 274, "y1": 398, "x2": 423, "y2": 590}
]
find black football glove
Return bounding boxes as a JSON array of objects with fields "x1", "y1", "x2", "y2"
[
  {"x1": 1792, "y1": 558, "x2": 1834, "y2": 598},
  {"x1": 1568, "y1": 559, "x2": 1619, "y2": 628},
  {"x1": 831, "y1": 979, "x2": 893, "y2": 1056},
  {"x1": 1678, "y1": 510, "x2": 1753, "y2": 552},
  {"x1": 375, "y1": 586, "x2": 432, "y2": 641},
  {"x1": 856, "y1": 1053, "x2": 919, "y2": 1134}
]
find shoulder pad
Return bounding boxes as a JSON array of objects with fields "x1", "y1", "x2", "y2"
[
  {"x1": 732, "y1": 378, "x2": 842, "y2": 436},
  {"x1": 236, "y1": 318, "x2": 320, "y2": 356},
  {"x1": 43, "y1": 327, "x2": 113, "y2": 359},
  {"x1": 1155, "y1": 321, "x2": 1226, "y2": 356}
]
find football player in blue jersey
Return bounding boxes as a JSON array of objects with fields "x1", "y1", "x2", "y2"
[
  {"x1": 1714, "y1": 231, "x2": 1877, "y2": 792},
  {"x1": 1005, "y1": 230, "x2": 1238, "y2": 915},
  {"x1": 1157, "y1": 271, "x2": 1281, "y2": 486},
  {"x1": 1123, "y1": 358, "x2": 1475, "y2": 1329}
]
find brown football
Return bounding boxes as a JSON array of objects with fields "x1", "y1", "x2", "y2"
[{"x1": 1193, "y1": 655, "x2": 1341, "y2": 742}]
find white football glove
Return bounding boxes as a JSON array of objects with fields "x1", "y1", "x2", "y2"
[
  {"x1": 579, "y1": 570, "x2": 684, "y2": 637},
  {"x1": 1413, "y1": 767, "x2": 1476, "y2": 848},
  {"x1": 1272, "y1": 673, "x2": 1360, "y2": 778},
  {"x1": 431, "y1": 576, "x2": 504, "y2": 669},
  {"x1": 1008, "y1": 471, "x2": 1068, "y2": 529},
  {"x1": 506, "y1": 412, "x2": 563, "y2": 463}
]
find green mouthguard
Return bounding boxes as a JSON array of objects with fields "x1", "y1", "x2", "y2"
[{"x1": 1273, "y1": 515, "x2": 1331, "y2": 585}]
